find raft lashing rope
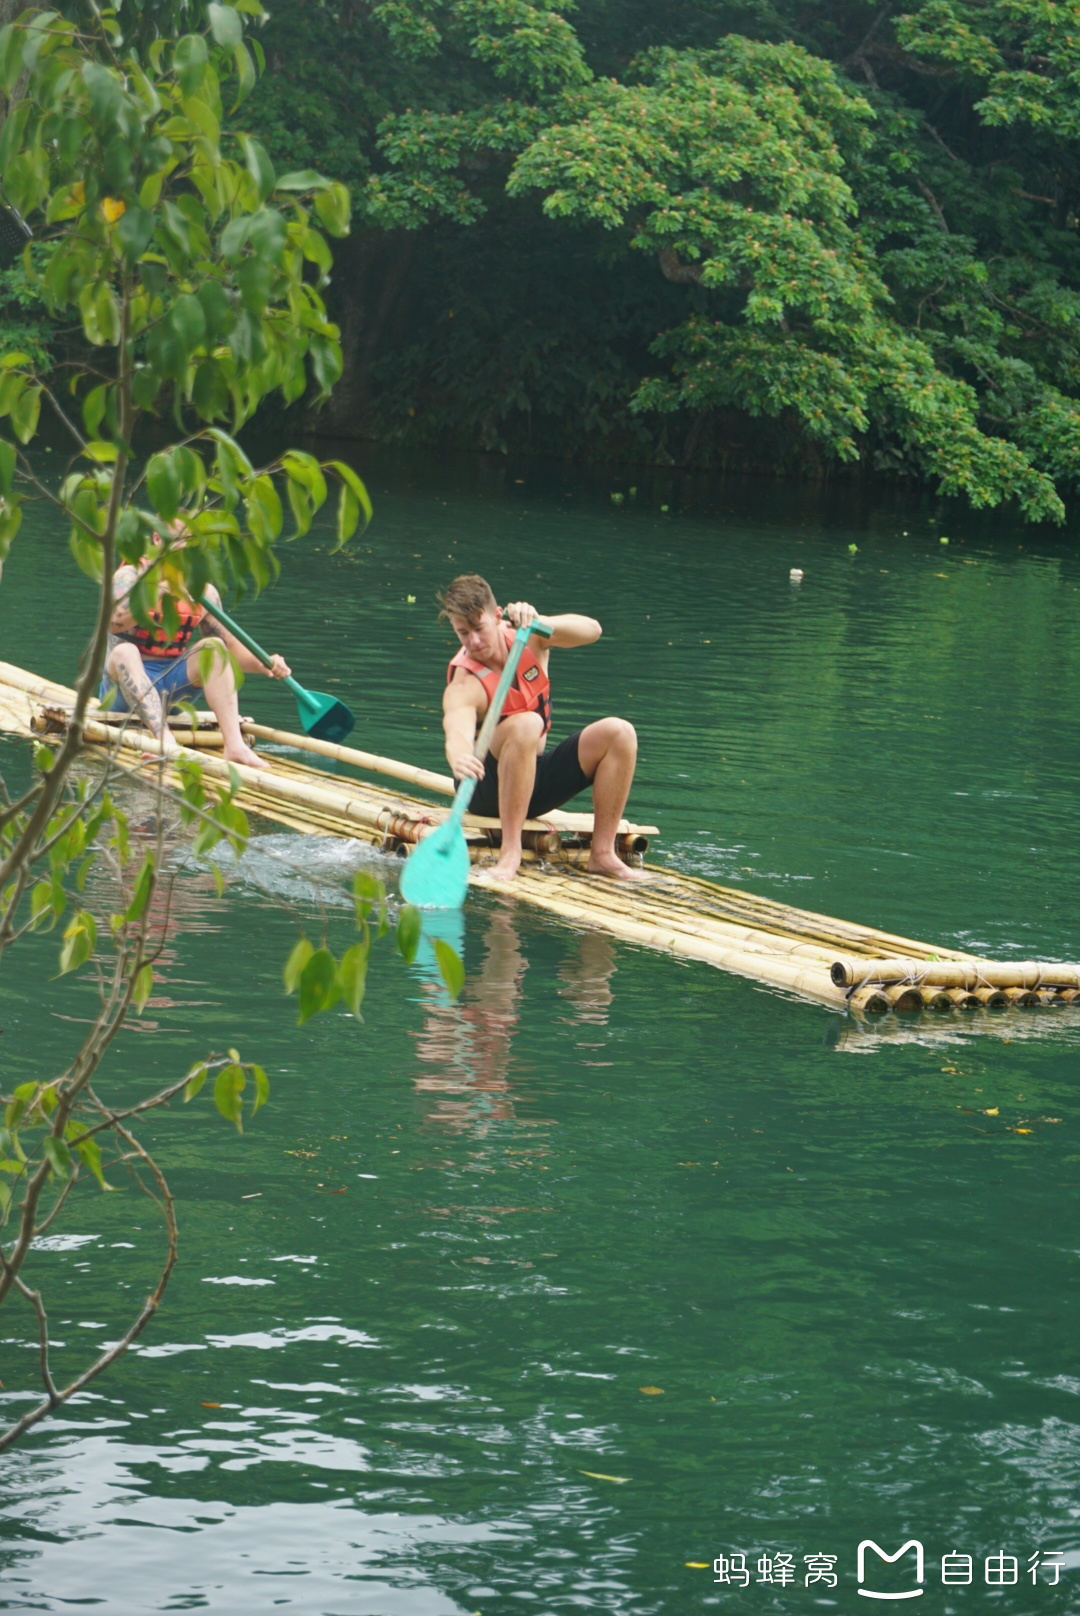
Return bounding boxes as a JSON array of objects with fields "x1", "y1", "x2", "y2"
[{"x1": 3, "y1": 656, "x2": 1079, "y2": 1020}]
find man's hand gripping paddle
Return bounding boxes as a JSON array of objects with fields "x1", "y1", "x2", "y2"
[
  {"x1": 198, "y1": 597, "x2": 355, "y2": 743},
  {"x1": 400, "y1": 617, "x2": 552, "y2": 909}
]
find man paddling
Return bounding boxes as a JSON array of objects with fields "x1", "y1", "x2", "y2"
[
  {"x1": 439, "y1": 573, "x2": 647, "y2": 882},
  {"x1": 103, "y1": 526, "x2": 290, "y2": 768}
]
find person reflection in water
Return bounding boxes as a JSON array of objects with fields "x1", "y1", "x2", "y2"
[
  {"x1": 412, "y1": 910, "x2": 619, "y2": 1131},
  {"x1": 557, "y1": 933, "x2": 617, "y2": 1028},
  {"x1": 413, "y1": 906, "x2": 525, "y2": 1132}
]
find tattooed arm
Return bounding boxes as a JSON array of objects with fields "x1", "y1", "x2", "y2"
[{"x1": 109, "y1": 565, "x2": 141, "y2": 636}]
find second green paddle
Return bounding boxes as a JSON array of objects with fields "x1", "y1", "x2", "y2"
[{"x1": 198, "y1": 596, "x2": 355, "y2": 743}]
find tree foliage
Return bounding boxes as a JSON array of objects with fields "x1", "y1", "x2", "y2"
[
  {"x1": 240, "y1": 0, "x2": 1080, "y2": 519},
  {"x1": 0, "y1": 0, "x2": 454, "y2": 1452}
]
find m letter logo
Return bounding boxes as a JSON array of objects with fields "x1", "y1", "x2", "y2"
[{"x1": 857, "y1": 1541, "x2": 925, "y2": 1600}]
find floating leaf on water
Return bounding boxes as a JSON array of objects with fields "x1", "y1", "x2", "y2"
[
  {"x1": 982, "y1": 1107, "x2": 999, "y2": 1116},
  {"x1": 201, "y1": 1401, "x2": 222, "y2": 1408},
  {"x1": 580, "y1": 1470, "x2": 630, "y2": 1483},
  {"x1": 686, "y1": 1562, "x2": 710, "y2": 1569},
  {"x1": 639, "y1": 1386, "x2": 664, "y2": 1395}
]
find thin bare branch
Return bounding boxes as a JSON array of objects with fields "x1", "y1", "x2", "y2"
[
  {"x1": 32, "y1": 1163, "x2": 82, "y2": 1238},
  {"x1": 39, "y1": 380, "x2": 88, "y2": 453},
  {"x1": 0, "y1": 1120, "x2": 177, "y2": 1454},
  {"x1": 12, "y1": 1272, "x2": 61, "y2": 1406}
]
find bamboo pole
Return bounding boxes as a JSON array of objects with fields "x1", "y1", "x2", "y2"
[
  {"x1": 496, "y1": 877, "x2": 852, "y2": 1007},
  {"x1": 0, "y1": 661, "x2": 82, "y2": 704},
  {"x1": 235, "y1": 796, "x2": 563, "y2": 865},
  {"x1": 243, "y1": 722, "x2": 456, "y2": 796},
  {"x1": 973, "y1": 987, "x2": 1010, "y2": 1007},
  {"x1": 80, "y1": 717, "x2": 450, "y2": 843},
  {"x1": 639, "y1": 885, "x2": 961, "y2": 961},
  {"x1": 583, "y1": 871, "x2": 945, "y2": 961},
  {"x1": 520, "y1": 868, "x2": 843, "y2": 967},
  {"x1": 849, "y1": 985, "x2": 893, "y2": 1015},
  {"x1": 832, "y1": 957, "x2": 1080, "y2": 991},
  {"x1": 239, "y1": 727, "x2": 653, "y2": 840},
  {"x1": 885, "y1": 984, "x2": 924, "y2": 1012},
  {"x1": 666, "y1": 866, "x2": 974, "y2": 962},
  {"x1": 57, "y1": 711, "x2": 598, "y2": 857},
  {"x1": 82, "y1": 714, "x2": 654, "y2": 841},
  {"x1": 239, "y1": 721, "x2": 658, "y2": 837}
]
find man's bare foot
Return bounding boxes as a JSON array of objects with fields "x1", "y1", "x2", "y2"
[
  {"x1": 587, "y1": 850, "x2": 651, "y2": 882},
  {"x1": 223, "y1": 740, "x2": 267, "y2": 769},
  {"x1": 477, "y1": 851, "x2": 522, "y2": 883}
]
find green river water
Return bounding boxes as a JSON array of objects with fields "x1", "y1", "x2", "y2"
[{"x1": 2, "y1": 452, "x2": 1080, "y2": 1614}]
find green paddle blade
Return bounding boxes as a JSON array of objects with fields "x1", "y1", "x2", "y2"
[
  {"x1": 400, "y1": 815, "x2": 471, "y2": 909},
  {"x1": 291, "y1": 685, "x2": 355, "y2": 743}
]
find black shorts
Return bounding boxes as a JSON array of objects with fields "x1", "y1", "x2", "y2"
[{"x1": 465, "y1": 731, "x2": 591, "y2": 819}]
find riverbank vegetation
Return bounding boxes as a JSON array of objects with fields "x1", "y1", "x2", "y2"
[
  {"x1": 241, "y1": 0, "x2": 1080, "y2": 521},
  {"x1": 6, "y1": 0, "x2": 1080, "y2": 523},
  {"x1": 7, "y1": 2, "x2": 1080, "y2": 518}
]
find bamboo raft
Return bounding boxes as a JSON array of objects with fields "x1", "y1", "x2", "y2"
[{"x1": 3, "y1": 656, "x2": 1080, "y2": 1019}]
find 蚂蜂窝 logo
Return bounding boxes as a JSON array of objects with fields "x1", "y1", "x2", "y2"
[{"x1": 857, "y1": 1540, "x2": 925, "y2": 1600}]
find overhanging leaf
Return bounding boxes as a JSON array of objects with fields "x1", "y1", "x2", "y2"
[
  {"x1": 433, "y1": 938, "x2": 465, "y2": 1001},
  {"x1": 297, "y1": 947, "x2": 339, "y2": 1023},
  {"x1": 214, "y1": 1062, "x2": 246, "y2": 1131},
  {"x1": 396, "y1": 904, "x2": 421, "y2": 964}
]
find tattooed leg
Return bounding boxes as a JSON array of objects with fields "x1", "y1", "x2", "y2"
[{"x1": 106, "y1": 646, "x2": 180, "y2": 756}]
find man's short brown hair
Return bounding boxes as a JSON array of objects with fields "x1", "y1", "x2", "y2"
[{"x1": 437, "y1": 574, "x2": 498, "y2": 626}]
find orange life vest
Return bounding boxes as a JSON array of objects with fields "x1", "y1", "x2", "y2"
[
  {"x1": 119, "y1": 594, "x2": 206, "y2": 659},
  {"x1": 448, "y1": 624, "x2": 551, "y2": 736}
]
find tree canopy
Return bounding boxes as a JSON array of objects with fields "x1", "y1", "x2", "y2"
[{"x1": 8, "y1": 0, "x2": 1080, "y2": 519}]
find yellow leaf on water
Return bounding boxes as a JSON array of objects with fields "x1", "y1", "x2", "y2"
[
  {"x1": 580, "y1": 1470, "x2": 630, "y2": 1484},
  {"x1": 639, "y1": 1385, "x2": 664, "y2": 1395},
  {"x1": 983, "y1": 1107, "x2": 999, "y2": 1116},
  {"x1": 686, "y1": 1562, "x2": 711, "y2": 1569},
  {"x1": 1013, "y1": 1127, "x2": 1033, "y2": 1134}
]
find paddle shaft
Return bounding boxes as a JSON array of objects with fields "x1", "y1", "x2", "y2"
[
  {"x1": 198, "y1": 595, "x2": 306, "y2": 702},
  {"x1": 450, "y1": 618, "x2": 552, "y2": 827}
]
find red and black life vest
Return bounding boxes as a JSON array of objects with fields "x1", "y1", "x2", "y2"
[
  {"x1": 448, "y1": 623, "x2": 551, "y2": 736},
  {"x1": 119, "y1": 596, "x2": 206, "y2": 659}
]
